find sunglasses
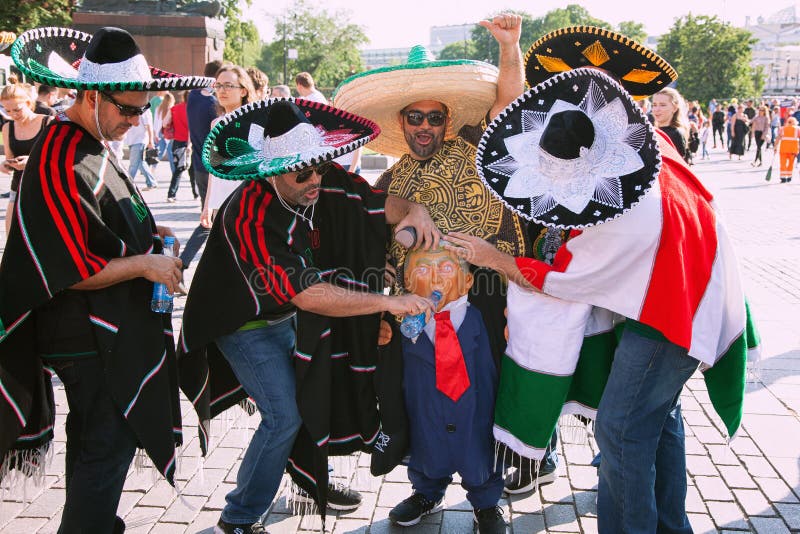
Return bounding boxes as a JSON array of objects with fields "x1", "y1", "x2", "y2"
[
  {"x1": 213, "y1": 82, "x2": 243, "y2": 92},
  {"x1": 402, "y1": 109, "x2": 447, "y2": 127},
  {"x1": 100, "y1": 91, "x2": 151, "y2": 117},
  {"x1": 296, "y1": 162, "x2": 334, "y2": 183}
]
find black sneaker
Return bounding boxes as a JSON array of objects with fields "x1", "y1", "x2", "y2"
[
  {"x1": 474, "y1": 506, "x2": 509, "y2": 534},
  {"x1": 389, "y1": 493, "x2": 442, "y2": 526},
  {"x1": 504, "y1": 457, "x2": 558, "y2": 494},
  {"x1": 214, "y1": 518, "x2": 267, "y2": 534},
  {"x1": 294, "y1": 482, "x2": 363, "y2": 511}
]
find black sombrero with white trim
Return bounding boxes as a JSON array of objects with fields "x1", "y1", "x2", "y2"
[
  {"x1": 476, "y1": 68, "x2": 661, "y2": 229},
  {"x1": 203, "y1": 98, "x2": 380, "y2": 180},
  {"x1": 11, "y1": 27, "x2": 214, "y2": 91},
  {"x1": 525, "y1": 26, "x2": 677, "y2": 99}
]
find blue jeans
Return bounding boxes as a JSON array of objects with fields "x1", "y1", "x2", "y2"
[
  {"x1": 127, "y1": 143, "x2": 157, "y2": 187},
  {"x1": 50, "y1": 357, "x2": 139, "y2": 533},
  {"x1": 595, "y1": 328, "x2": 698, "y2": 534},
  {"x1": 215, "y1": 316, "x2": 301, "y2": 524},
  {"x1": 156, "y1": 135, "x2": 175, "y2": 174}
]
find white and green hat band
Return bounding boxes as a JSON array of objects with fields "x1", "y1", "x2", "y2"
[
  {"x1": 203, "y1": 98, "x2": 381, "y2": 181},
  {"x1": 11, "y1": 26, "x2": 214, "y2": 91}
]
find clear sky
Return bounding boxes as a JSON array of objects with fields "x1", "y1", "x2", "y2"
[{"x1": 245, "y1": 0, "x2": 796, "y2": 49}]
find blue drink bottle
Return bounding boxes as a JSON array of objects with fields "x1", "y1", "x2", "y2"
[
  {"x1": 151, "y1": 236, "x2": 175, "y2": 314},
  {"x1": 400, "y1": 290, "x2": 442, "y2": 339}
]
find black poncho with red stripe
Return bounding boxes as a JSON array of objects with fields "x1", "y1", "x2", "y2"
[
  {"x1": 0, "y1": 119, "x2": 182, "y2": 484},
  {"x1": 178, "y1": 165, "x2": 391, "y2": 514}
]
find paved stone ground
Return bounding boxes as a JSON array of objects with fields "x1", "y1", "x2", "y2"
[{"x1": 0, "y1": 143, "x2": 798, "y2": 533}]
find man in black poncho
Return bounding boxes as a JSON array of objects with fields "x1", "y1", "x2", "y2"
[{"x1": 0, "y1": 27, "x2": 215, "y2": 533}]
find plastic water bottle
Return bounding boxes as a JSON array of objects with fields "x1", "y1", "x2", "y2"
[
  {"x1": 151, "y1": 236, "x2": 175, "y2": 314},
  {"x1": 400, "y1": 290, "x2": 442, "y2": 339}
]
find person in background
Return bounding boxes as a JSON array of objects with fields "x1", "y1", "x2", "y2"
[
  {"x1": 246, "y1": 67, "x2": 269, "y2": 100},
  {"x1": 34, "y1": 84, "x2": 58, "y2": 116},
  {"x1": 165, "y1": 91, "x2": 189, "y2": 202},
  {"x1": 712, "y1": 104, "x2": 726, "y2": 148},
  {"x1": 124, "y1": 101, "x2": 158, "y2": 189},
  {"x1": 1, "y1": 82, "x2": 51, "y2": 234},
  {"x1": 769, "y1": 106, "x2": 781, "y2": 149},
  {"x1": 750, "y1": 105, "x2": 770, "y2": 167},
  {"x1": 270, "y1": 84, "x2": 292, "y2": 98},
  {"x1": 295, "y1": 71, "x2": 327, "y2": 103},
  {"x1": 200, "y1": 65, "x2": 255, "y2": 227},
  {"x1": 775, "y1": 116, "x2": 800, "y2": 183},
  {"x1": 154, "y1": 91, "x2": 175, "y2": 176},
  {"x1": 728, "y1": 105, "x2": 748, "y2": 161},
  {"x1": 652, "y1": 87, "x2": 689, "y2": 162},
  {"x1": 743, "y1": 99, "x2": 756, "y2": 150}
]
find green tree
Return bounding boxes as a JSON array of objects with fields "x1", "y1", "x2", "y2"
[
  {"x1": 657, "y1": 15, "x2": 757, "y2": 103},
  {"x1": 216, "y1": 0, "x2": 260, "y2": 66},
  {"x1": 472, "y1": 5, "x2": 611, "y2": 65},
  {"x1": 258, "y1": 0, "x2": 367, "y2": 88},
  {"x1": 618, "y1": 20, "x2": 647, "y2": 44},
  {"x1": 438, "y1": 40, "x2": 480, "y2": 61},
  {"x1": 0, "y1": 0, "x2": 78, "y2": 35}
]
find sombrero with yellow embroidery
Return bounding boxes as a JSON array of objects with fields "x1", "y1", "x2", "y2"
[
  {"x1": 0, "y1": 31, "x2": 15, "y2": 53},
  {"x1": 333, "y1": 45, "x2": 498, "y2": 157},
  {"x1": 524, "y1": 26, "x2": 677, "y2": 99}
]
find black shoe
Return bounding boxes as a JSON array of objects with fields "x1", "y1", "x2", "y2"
[
  {"x1": 294, "y1": 482, "x2": 363, "y2": 511},
  {"x1": 389, "y1": 493, "x2": 442, "y2": 526},
  {"x1": 474, "y1": 506, "x2": 509, "y2": 534},
  {"x1": 214, "y1": 518, "x2": 267, "y2": 534},
  {"x1": 0, "y1": 191, "x2": 9, "y2": 199},
  {"x1": 503, "y1": 457, "x2": 558, "y2": 494}
]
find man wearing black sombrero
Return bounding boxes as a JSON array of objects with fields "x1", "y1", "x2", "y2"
[
  {"x1": 177, "y1": 98, "x2": 441, "y2": 534},
  {"x1": 1, "y1": 27, "x2": 214, "y2": 532},
  {"x1": 445, "y1": 28, "x2": 759, "y2": 534}
]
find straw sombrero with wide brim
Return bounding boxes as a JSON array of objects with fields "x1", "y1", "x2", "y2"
[
  {"x1": 525, "y1": 26, "x2": 677, "y2": 99},
  {"x1": 0, "y1": 31, "x2": 16, "y2": 53},
  {"x1": 332, "y1": 45, "x2": 498, "y2": 158},
  {"x1": 203, "y1": 98, "x2": 380, "y2": 181},
  {"x1": 477, "y1": 68, "x2": 661, "y2": 229},
  {"x1": 11, "y1": 26, "x2": 214, "y2": 91}
]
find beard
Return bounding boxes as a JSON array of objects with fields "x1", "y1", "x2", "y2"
[{"x1": 404, "y1": 127, "x2": 445, "y2": 160}]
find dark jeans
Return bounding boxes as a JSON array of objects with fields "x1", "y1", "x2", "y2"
[
  {"x1": 51, "y1": 357, "x2": 138, "y2": 534},
  {"x1": 712, "y1": 123, "x2": 724, "y2": 145},
  {"x1": 179, "y1": 224, "x2": 211, "y2": 269},
  {"x1": 754, "y1": 131, "x2": 765, "y2": 163},
  {"x1": 191, "y1": 164, "x2": 209, "y2": 209},
  {"x1": 168, "y1": 141, "x2": 189, "y2": 199}
]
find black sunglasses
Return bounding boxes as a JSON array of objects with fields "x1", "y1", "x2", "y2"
[
  {"x1": 99, "y1": 91, "x2": 151, "y2": 117},
  {"x1": 296, "y1": 162, "x2": 334, "y2": 183},
  {"x1": 402, "y1": 109, "x2": 447, "y2": 127}
]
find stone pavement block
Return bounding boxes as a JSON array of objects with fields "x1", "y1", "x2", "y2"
[
  {"x1": 349, "y1": 468, "x2": 383, "y2": 494},
  {"x1": 695, "y1": 476, "x2": 735, "y2": 502},
  {"x1": 337, "y1": 491, "x2": 377, "y2": 521},
  {"x1": 181, "y1": 468, "x2": 228, "y2": 497},
  {"x1": 774, "y1": 502, "x2": 800, "y2": 529},
  {"x1": 161, "y1": 495, "x2": 206, "y2": 524},
  {"x1": 684, "y1": 435, "x2": 707, "y2": 455},
  {"x1": 205, "y1": 482, "x2": 235, "y2": 511},
  {"x1": 754, "y1": 477, "x2": 799, "y2": 503},
  {"x1": 744, "y1": 415, "x2": 800, "y2": 458},
  {"x1": 117, "y1": 490, "x2": 144, "y2": 518},
  {"x1": 510, "y1": 513, "x2": 545, "y2": 533},
  {"x1": 706, "y1": 445, "x2": 741, "y2": 466},
  {"x1": 0, "y1": 517, "x2": 47, "y2": 533},
  {"x1": 684, "y1": 409, "x2": 714, "y2": 427},
  {"x1": 19, "y1": 488, "x2": 64, "y2": 518},
  {"x1": 369, "y1": 517, "x2": 438, "y2": 534},
  {"x1": 578, "y1": 516, "x2": 598, "y2": 534},
  {"x1": 565, "y1": 465, "x2": 597, "y2": 491},
  {"x1": 224, "y1": 460, "x2": 242, "y2": 484},
  {"x1": 442, "y1": 484, "x2": 471, "y2": 511},
  {"x1": 0, "y1": 501, "x2": 25, "y2": 529},
  {"x1": 149, "y1": 523, "x2": 188, "y2": 533},
  {"x1": 376, "y1": 483, "x2": 410, "y2": 508},
  {"x1": 186, "y1": 509, "x2": 223, "y2": 533},
  {"x1": 687, "y1": 512, "x2": 718, "y2": 534},
  {"x1": 743, "y1": 385, "x2": 791, "y2": 414},
  {"x1": 692, "y1": 425, "x2": 727, "y2": 445},
  {"x1": 706, "y1": 500, "x2": 749, "y2": 530},
  {"x1": 440, "y1": 509, "x2": 475, "y2": 533},
  {"x1": 36, "y1": 511, "x2": 63, "y2": 534},
  {"x1": 371, "y1": 505, "x2": 442, "y2": 526},
  {"x1": 733, "y1": 488, "x2": 775, "y2": 517},
  {"x1": 508, "y1": 490, "x2": 543, "y2": 514},
  {"x1": 124, "y1": 467, "x2": 161, "y2": 492},
  {"x1": 202, "y1": 447, "x2": 242, "y2": 470},
  {"x1": 687, "y1": 455, "x2": 720, "y2": 476},
  {"x1": 383, "y1": 465, "x2": 408, "y2": 483},
  {"x1": 718, "y1": 465, "x2": 758, "y2": 489},
  {"x1": 140, "y1": 480, "x2": 177, "y2": 507},
  {"x1": 331, "y1": 518, "x2": 369, "y2": 533},
  {"x1": 573, "y1": 491, "x2": 596, "y2": 517},
  {"x1": 730, "y1": 437, "x2": 761, "y2": 456},
  {"x1": 539, "y1": 478, "x2": 574, "y2": 504},
  {"x1": 769, "y1": 457, "x2": 800, "y2": 496},
  {"x1": 740, "y1": 456, "x2": 778, "y2": 478},
  {"x1": 687, "y1": 485, "x2": 707, "y2": 514},
  {"x1": 542, "y1": 503, "x2": 579, "y2": 532},
  {"x1": 750, "y1": 516, "x2": 791, "y2": 534},
  {"x1": 123, "y1": 505, "x2": 165, "y2": 533},
  {"x1": 562, "y1": 444, "x2": 596, "y2": 466}
]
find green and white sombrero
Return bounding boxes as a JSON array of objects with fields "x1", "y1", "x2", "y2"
[
  {"x1": 11, "y1": 26, "x2": 214, "y2": 91},
  {"x1": 0, "y1": 31, "x2": 16, "y2": 53},
  {"x1": 203, "y1": 98, "x2": 380, "y2": 180},
  {"x1": 332, "y1": 45, "x2": 498, "y2": 157}
]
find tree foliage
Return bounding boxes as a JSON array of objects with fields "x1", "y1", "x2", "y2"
[
  {"x1": 438, "y1": 40, "x2": 478, "y2": 61},
  {"x1": 657, "y1": 15, "x2": 758, "y2": 102},
  {"x1": 219, "y1": 0, "x2": 260, "y2": 67},
  {"x1": 472, "y1": 5, "x2": 611, "y2": 65},
  {"x1": 257, "y1": 0, "x2": 367, "y2": 88},
  {"x1": 618, "y1": 20, "x2": 647, "y2": 44},
  {"x1": 0, "y1": 0, "x2": 78, "y2": 35}
]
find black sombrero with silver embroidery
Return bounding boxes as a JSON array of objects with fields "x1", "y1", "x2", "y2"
[
  {"x1": 203, "y1": 98, "x2": 380, "y2": 180},
  {"x1": 11, "y1": 27, "x2": 214, "y2": 91},
  {"x1": 476, "y1": 68, "x2": 661, "y2": 229},
  {"x1": 525, "y1": 26, "x2": 677, "y2": 99}
]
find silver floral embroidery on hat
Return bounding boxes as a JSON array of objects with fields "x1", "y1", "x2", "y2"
[
  {"x1": 248, "y1": 122, "x2": 330, "y2": 164},
  {"x1": 487, "y1": 79, "x2": 647, "y2": 218}
]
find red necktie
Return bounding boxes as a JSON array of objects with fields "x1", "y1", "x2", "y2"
[{"x1": 434, "y1": 310, "x2": 470, "y2": 402}]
